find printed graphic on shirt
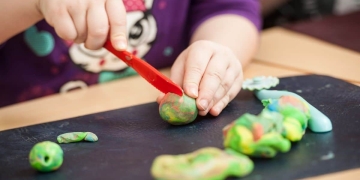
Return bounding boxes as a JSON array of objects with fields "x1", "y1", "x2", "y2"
[
  {"x1": 68, "y1": 0, "x2": 157, "y2": 84},
  {"x1": 24, "y1": 26, "x2": 55, "y2": 57},
  {"x1": 60, "y1": 81, "x2": 87, "y2": 93},
  {"x1": 69, "y1": 43, "x2": 129, "y2": 73}
]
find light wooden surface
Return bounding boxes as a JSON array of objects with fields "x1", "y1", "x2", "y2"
[
  {"x1": 1, "y1": 27, "x2": 360, "y2": 179},
  {"x1": 255, "y1": 27, "x2": 360, "y2": 84}
]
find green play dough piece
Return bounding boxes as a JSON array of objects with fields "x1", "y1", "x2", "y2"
[
  {"x1": 223, "y1": 110, "x2": 291, "y2": 158},
  {"x1": 29, "y1": 141, "x2": 63, "y2": 172},
  {"x1": 57, "y1": 132, "x2": 98, "y2": 143},
  {"x1": 151, "y1": 147, "x2": 254, "y2": 180},
  {"x1": 159, "y1": 93, "x2": 198, "y2": 125}
]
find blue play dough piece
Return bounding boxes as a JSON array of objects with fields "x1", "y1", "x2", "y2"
[
  {"x1": 24, "y1": 26, "x2": 55, "y2": 57},
  {"x1": 255, "y1": 89, "x2": 333, "y2": 133},
  {"x1": 267, "y1": 100, "x2": 279, "y2": 112}
]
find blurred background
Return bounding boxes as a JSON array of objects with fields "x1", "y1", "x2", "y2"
[{"x1": 261, "y1": 0, "x2": 360, "y2": 29}]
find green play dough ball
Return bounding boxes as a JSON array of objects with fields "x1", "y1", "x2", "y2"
[
  {"x1": 159, "y1": 93, "x2": 198, "y2": 125},
  {"x1": 29, "y1": 141, "x2": 63, "y2": 172}
]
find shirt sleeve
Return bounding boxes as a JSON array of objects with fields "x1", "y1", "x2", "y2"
[{"x1": 188, "y1": 0, "x2": 262, "y2": 35}]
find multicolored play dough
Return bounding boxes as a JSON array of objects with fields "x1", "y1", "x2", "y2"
[
  {"x1": 262, "y1": 95, "x2": 310, "y2": 141},
  {"x1": 57, "y1": 132, "x2": 98, "y2": 143},
  {"x1": 223, "y1": 95, "x2": 313, "y2": 158},
  {"x1": 223, "y1": 109, "x2": 291, "y2": 158},
  {"x1": 159, "y1": 93, "x2": 198, "y2": 125},
  {"x1": 29, "y1": 141, "x2": 63, "y2": 172},
  {"x1": 151, "y1": 147, "x2": 254, "y2": 180},
  {"x1": 255, "y1": 89, "x2": 332, "y2": 133},
  {"x1": 242, "y1": 76, "x2": 332, "y2": 133}
]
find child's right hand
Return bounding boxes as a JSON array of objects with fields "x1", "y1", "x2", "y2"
[{"x1": 37, "y1": 0, "x2": 127, "y2": 50}]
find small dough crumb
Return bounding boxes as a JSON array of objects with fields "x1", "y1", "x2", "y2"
[{"x1": 320, "y1": 151, "x2": 335, "y2": 160}]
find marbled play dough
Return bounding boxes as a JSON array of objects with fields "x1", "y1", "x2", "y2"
[
  {"x1": 151, "y1": 147, "x2": 254, "y2": 180},
  {"x1": 57, "y1": 132, "x2": 98, "y2": 143},
  {"x1": 262, "y1": 95, "x2": 310, "y2": 141},
  {"x1": 159, "y1": 93, "x2": 198, "y2": 125},
  {"x1": 29, "y1": 141, "x2": 63, "y2": 172},
  {"x1": 255, "y1": 89, "x2": 332, "y2": 133},
  {"x1": 223, "y1": 109, "x2": 291, "y2": 158},
  {"x1": 242, "y1": 76, "x2": 332, "y2": 133},
  {"x1": 223, "y1": 95, "x2": 313, "y2": 158}
]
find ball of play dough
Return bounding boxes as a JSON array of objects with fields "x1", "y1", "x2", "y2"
[
  {"x1": 159, "y1": 93, "x2": 198, "y2": 125},
  {"x1": 29, "y1": 141, "x2": 63, "y2": 172}
]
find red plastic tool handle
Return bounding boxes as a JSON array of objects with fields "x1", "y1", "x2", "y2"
[{"x1": 104, "y1": 40, "x2": 183, "y2": 96}]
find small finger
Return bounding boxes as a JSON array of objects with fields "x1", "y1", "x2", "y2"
[
  {"x1": 211, "y1": 63, "x2": 240, "y2": 107},
  {"x1": 197, "y1": 51, "x2": 228, "y2": 111},
  {"x1": 53, "y1": 8, "x2": 77, "y2": 40},
  {"x1": 169, "y1": 49, "x2": 187, "y2": 89},
  {"x1": 86, "y1": 1, "x2": 109, "y2": 49},
  {"x1": 156, "y1": 93, "x2": 165, "y2": 104},
  {"x1": 68, "y1": 1, "x2": 88, "y2": 43},
  {"x1": 198, "y1": 100, "x2": 214, "y2": 116},
  {"x1": 106, "y1": 0, "x2": 127, "y2": 50},
  {"x1": 210, "y1": 74, "x2": 243, "y2": 116},
  {"x1": 183, "y1": 42, "x2": 213, "y2": 99}
]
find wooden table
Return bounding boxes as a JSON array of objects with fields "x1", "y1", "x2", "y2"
[{"x1": 1, "y1": 27, "x2": 360, "y2": 179}]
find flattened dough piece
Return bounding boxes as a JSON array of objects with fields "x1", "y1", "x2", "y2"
[
  {"x1": 57, "y1": 132, "x2": 98, "y2": 143},
  {"x1": 151, "y1": 147, "x2": 254, "y2": 180}
]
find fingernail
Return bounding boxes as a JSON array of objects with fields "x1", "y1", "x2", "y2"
[
  {"x1": 200, "y1": 100, "x2": 208, "y2": 110},
  {"x1": 185, "y1": 84, "x2": 198, "y2": 97},
  {"x1": 190, "y1": 87, "x2": 198, "y2": 97},
  {"x1": 199, "y1": 111, "x2": 207, "y2": 116},
  {"x1": 116, "y1": 39, "x2": 127, "y2": 50},
  {"x1": 213, "y1": 106, "x2": 221, "y2": 115}
]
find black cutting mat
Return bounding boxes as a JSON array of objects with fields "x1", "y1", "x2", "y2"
[{"x1": 1, "y1": 75, "x2": 360, "y2": 180}]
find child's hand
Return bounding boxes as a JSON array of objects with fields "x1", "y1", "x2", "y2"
[
  {"x1": 37, "y1": 0, "x2": 127, "y2": 50},
  {"x1": 157, "y1": 40, "x2": 243, "y2": 116}
]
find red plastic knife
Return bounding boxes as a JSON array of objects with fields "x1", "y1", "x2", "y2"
[{"x1": 104, "y1": 40, "x2": 183, "y2": 96}]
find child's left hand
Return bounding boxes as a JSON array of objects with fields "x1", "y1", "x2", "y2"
[{"x1": 157, "y1": 40, "x2": 243, "y2": 116}]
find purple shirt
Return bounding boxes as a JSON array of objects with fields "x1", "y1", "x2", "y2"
[{"x1": 0, "y1": 0, "x2": 260, "y2": 107}]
